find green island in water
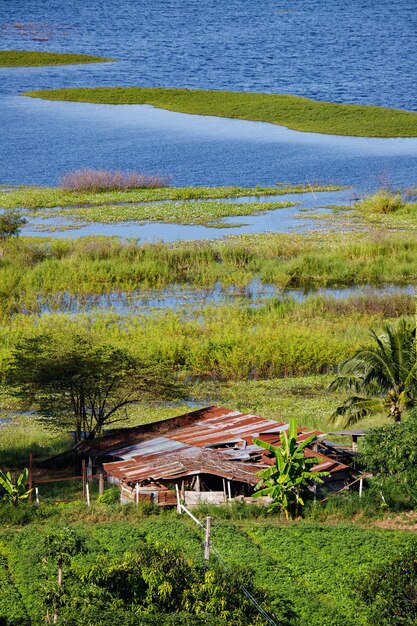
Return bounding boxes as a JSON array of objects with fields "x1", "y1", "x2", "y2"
[
  {"x1": 0, "y1": 50, "x2": 115, "y2": 66},
  {"x1": 23, "y1": 86, "x2": 417, "y2": 137}
]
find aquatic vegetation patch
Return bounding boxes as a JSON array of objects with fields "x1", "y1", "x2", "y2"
[
  {"x1": 33, "y1": 199, "x2": 298, "y2": 227},
  {"x1": 2, "y1": 232, "x2": 417, "y2": 318},
  {"x1": 0, "y1": 183, "x2": 340, "y2": 210},
  {"x1": 0, "y1": 50, "x2": 115, "y2": 66},
  {"x1": 352, "y1": 191, "x2": 417, "y2": 229},
  {"x1": 358, "y1": 190, "x2": 405, "y2": 214},
  {"x1": 23, "y1": 86, "x2": 417, "y2": 137}
]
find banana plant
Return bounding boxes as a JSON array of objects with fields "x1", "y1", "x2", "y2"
[
  {"x1": 0, "y1": 468, "x2": 32, "y2": 506},
  {"x1": 253, "y1": 418, "x2": 329, "y2": 519}
]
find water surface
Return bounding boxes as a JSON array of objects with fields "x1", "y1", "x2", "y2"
[{"x1": 0, "y1": 0, "x2": 416, "y2": 188}]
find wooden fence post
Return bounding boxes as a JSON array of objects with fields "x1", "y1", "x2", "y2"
[
  {"x1": 204, "y1": 516, "x2": 212, "y2": 561},
  {"x1": 28, "y1": 449, "x2": 33, "y2": 503},
  {"x1": 175, "y1": 484, "x2": 181, "y2": 513},
  {"x1": 99, "y1": 472, "x2": 104, "y2": 496},
  {"x1": 82, "y1": 459, "x2": 87, "y2": 501}
]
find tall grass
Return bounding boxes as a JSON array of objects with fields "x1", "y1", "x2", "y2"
[
  {"x1": 59, "y1": 169, "x2": 171, "y2": 191},
  {"x1": 358, "y1": 190, "x2": 405, "y2": 214},
  {"x1": 0, "y1": 304, "x2": 405, "y2": 383},
  {"x1": 0, "y1": 416, "x2": 70, "y2": 469},
  {"x1": 1, "y1": 232, "x2": 417, "y2": 317}
]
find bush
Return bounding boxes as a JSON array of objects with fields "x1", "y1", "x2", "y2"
[
  {"x1": 359, "y1": 189, "x2": 404, "y2": 214},
  {"x1": 362, "y1": 412, "x2": 417, "y2": 484},
  {"x1": 59, "y1": 169, "x2": 170, "y2": 191},
  {"x1": 96, "y1": 487, "x2": 120, "y2": 505},
  {"x1": 359, "y1": 542, "x2": 417, "y2": 625}
]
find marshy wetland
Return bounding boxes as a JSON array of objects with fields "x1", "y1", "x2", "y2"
[{"x1": 1, "y1": 2, "x2": 417, "y2": 624}]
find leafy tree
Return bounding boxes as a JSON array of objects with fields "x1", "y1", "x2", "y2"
[
  {"x1": 330, "y1": 318, "x2": 417, "y2": 426},
  {"x1": 4, "y1": 332, "x2": 182, "y2": 441},
  {"x1": 0, "y1": 468, "x2": 32, "y2": 506},
  {"x1": 57, "y1": 543, "x2": 295, "y2": 625},
  {"x1": 253, "y1": 418, "x2": 329, "y2": 519},
  {"x1": 358, "y1": 542, "x2": 417, "y2": 625},
  {"x1": 41, "y1": 527, "x2": 87, "y2": 624},
  {"x1": 0, "y1": 210, "x2": 27, "y2": 253}
]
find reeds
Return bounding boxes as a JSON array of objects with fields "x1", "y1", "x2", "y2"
[
  {"x1": 358, "y1": 189, "x2": 405, "y2": 214},
  {"x1": 59, "y1": 169, "x2": 171, "y2": 192},
  {"x1": 1, "y1": 233, "x2": 417, "y2": 318}
]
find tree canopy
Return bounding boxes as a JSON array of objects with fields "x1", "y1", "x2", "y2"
[
  {"x1": 0, "y1": 210, "x2": 27, "y2": 241},
  {"x1": 4, "y1": 331, "x2": 182, "y2": 440}
]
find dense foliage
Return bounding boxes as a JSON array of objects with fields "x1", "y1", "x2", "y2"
[
  {"x1": 359, "y1": 543, "x2": 417, "y2": 625},
  {"x1": 0, "y1": 518, "x2": 414, "y2": 626},
  {"x1": 363, "y1": 414, "x2": 417, "y2": 481}
]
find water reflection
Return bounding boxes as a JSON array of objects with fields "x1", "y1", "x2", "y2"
[{"x1": 38, "y1": 281, "x2": 416, "y2": 316}]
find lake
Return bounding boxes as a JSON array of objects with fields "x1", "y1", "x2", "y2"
[{"x1": 0, "y1": 0, "x2": 416, "y2": 190}]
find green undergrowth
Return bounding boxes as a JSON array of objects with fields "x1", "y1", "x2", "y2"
[
  {"x1": 0, "y1": 50, "x2": 114, "y2": 66},
  {"x1": 31, "y1": 199, "x2": 298, "y2": 227},
  {"x1": 22, "y1": 86, "x2": 417, "y2": 137},
  {"x1": 1, "y1": 232, "x2": 417, "y2": 317},
  {"x1": 0, "y1": 183, "x2": 337, "y2": 210},
  {"x1": 0, "y1": 518, "x2": 414, "y2": 625}
]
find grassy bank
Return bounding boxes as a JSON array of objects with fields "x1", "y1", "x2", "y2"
[
  {"x1": 0, "y1": 518, "x2": 414, "y2": 625},
  {"x1": 0, "y1": 183, "x2": 339, "y2": 210},
  {"x1": 23, "y1": 86, "x2": 417, "y2": 137},
  {"x1": 0, "y1": 50, "x2": 115, "y2": 66},
  {"x1": 31, "y1": 199, "x2": 298, "y2": 227}
]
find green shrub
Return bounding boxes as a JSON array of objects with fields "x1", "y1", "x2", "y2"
[
  {"x1": 362, "y1": 412, "x2": 417, "y2": 496},
  {"x1": 359, "y1": 542, "x2": 417, "y2": 625},
  {"x1": 96, "y1": 487, "x2": 120, "y2": 505},
  {"x1": 359, "y1": 190, "x2": 404, "y2": 214}
]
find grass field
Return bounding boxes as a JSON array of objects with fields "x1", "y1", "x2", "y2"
[
  {"x1": 22, "y1": 86, "x2": 417, "y2": 137},
  {"x1": 0, "y1": 517, "x2": 414, "y2": 625},
  {"x1": 0, "y1": 50, "x2": 115, "y2": 66}
]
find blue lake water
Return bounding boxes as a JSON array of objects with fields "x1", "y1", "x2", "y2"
[
  {"x1": 0, "y1": 0, "x2": 416, "y2": 190},
  {"x1": 21, "y1": 188, "x2": 353, "y2": 240}
]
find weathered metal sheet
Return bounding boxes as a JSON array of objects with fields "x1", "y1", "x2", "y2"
[{"x1": 100, "y1": 406, "x2": 353, "y2": 487}]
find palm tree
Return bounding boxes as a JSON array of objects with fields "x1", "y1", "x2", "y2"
[{"x1": 330, "y1": 318, "x2": 417, "y2": 426}]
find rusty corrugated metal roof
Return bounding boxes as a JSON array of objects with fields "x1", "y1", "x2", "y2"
[
  {"x1": 103, "y1": 448, "x2": 262, "y2": 485},
  {"x1": 101, "y1": 406, "x2": 351, "y2": 486}
]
